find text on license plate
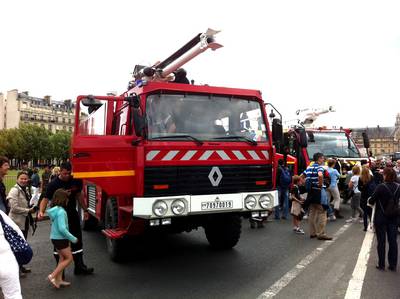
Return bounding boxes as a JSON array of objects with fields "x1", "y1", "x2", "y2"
[{"x1": 201, "y1": 200, "x2": 233, "y2": 210}]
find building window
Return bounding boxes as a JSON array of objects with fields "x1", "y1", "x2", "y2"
[
  {"x1": 68, "y1": 118, "x2": 71, "y2": 124},
  {"x1": 40, "y1": 115, "x2": 44, "y2": 121},
  {"x1": 62, "y1": 118, "x2": 66, "y2": 123},
  {"x1": 63, "y1": 126, "x2": 66, "y2": 130},
  {"x1": 24, "y1": 114, "x2": 28, "y2": 120},
  {"x1": 69, "y1": 126, "x2": 72, "y2": 132},
  {"x1": 49, "y1": 124, "x2": 52, "y2": 131}
]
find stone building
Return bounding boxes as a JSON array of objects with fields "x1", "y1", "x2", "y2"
[
  {"x1": 352, "y1": 113, "x2": 400, "y2": 157},
  {"x1": 0, "y1": 89, "x2": 75, "y2": 133}
]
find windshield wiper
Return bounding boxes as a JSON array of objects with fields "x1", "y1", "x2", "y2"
[
  {"x1": 212, "y1": 135, "x2": 257, "y2": 145},
  {"x1": 149, "y1": 135, "x2": 203, "y2": 145}
]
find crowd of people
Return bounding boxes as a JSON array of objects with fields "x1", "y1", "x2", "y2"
[
  {"x1": 0, "y1": 157, "x2": 93, "y2": 298},
  {"x1": 257, "y1": 154, "x2": 400, "y2": 270},
  {"x1": 1, "y1": 153, "x2": 400, "y2": 298}
]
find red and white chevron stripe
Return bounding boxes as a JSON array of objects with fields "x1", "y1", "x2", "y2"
[{"x1": 146, "y1": 149, "x2": 270, "y2": 161}]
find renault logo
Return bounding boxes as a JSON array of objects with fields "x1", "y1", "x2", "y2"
[{"x1": 208, "y1": 167, "x2": 223, "y2": 187}]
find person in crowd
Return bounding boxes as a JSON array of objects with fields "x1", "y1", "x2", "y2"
[
  {"x1": 274, "y1": 159, "x2": 292, "y2": 220},
  {"x1": 30, "y1": 168, "x2": 41, "y2": 207},
  {"x1": 41, "y1": 164, "x2": 51, "y2": 195},
  {"x1": 303, "y1": 152, "x2": 332, "y2": 240},
  {"x1": 7, "y1": 171, "x2": 36, "y2": 276},
  {"x1": 38, "y1": 162, "x2": 94, "y2": 276},
  {"x1": 290, "y1": 175, "x2": 305, "y2": 234},
  {"x1": 0, "y1": 209, "x2": 23, "y2": 299},
  {"x1": 326, "y1": 159, "x2": 343, "y2": 219},
  {"x1": 371, "y1": 162, "x2": 384, "y2": 185},
  {"x1": 20, "y1": 162, "x2": 33, "y2": 185},
  {"x1": 49, "y1": 166, "x2": 60, "y2": 183},
  {"x1": 358, "y1": 165, "x2": 376, "y2": 231},
  {"x1": 346, "y1": 165, "x2": 363, "y2": 223},
  {"x1": 47, "y1": 189, "x2": 78, "y2": 288},
  {"x1": 0, "y1": 156, "x2": 10, "y2": 214},
  {"x1": 394, "y1": 160, "x2": 400, "y2": 178},
  {"x1": 368, "y1": 167, "x2": 399, "y2": 271}
]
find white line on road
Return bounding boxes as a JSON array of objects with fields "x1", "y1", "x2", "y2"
[
  {"x1": 257, "y1": 224, "x2": 352, "y2": 299},
  {"x1": 344, "y1": 230, "x2": 374, "y2": 299}
]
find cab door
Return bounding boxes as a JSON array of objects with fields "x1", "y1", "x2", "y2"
[{"x1": 71, "y1": 95, "x2": 141, "y2": 215}]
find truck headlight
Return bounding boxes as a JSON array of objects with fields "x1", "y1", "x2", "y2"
[
  {"x1": 244, "y1": 195, "x2": 257, "y2": 210},
  {"x1": 152, "y1": 200, "x2": 168, "y2": 217},
  {"x1": 171, "y1": 199, "x2": 186, "y2": 215},
  {"x1": 259, "y1": 194, "x2": 272, "y2": 209}
]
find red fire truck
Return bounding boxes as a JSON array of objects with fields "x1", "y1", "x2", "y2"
[{"x1": 71, "y1": 29, "x2": 289, "y2": 261}]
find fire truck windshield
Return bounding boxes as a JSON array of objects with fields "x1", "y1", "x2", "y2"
[
  {"x1": 306, "y1": 132, "x2": 360, "y2": 159},
  {"x1": 146, "y1": 94, "x2": 268, "y2": 142}
]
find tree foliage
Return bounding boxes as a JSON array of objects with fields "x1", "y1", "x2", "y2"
[{"x1": 0, "y1": 125, "x2": 71, "y2": 163}]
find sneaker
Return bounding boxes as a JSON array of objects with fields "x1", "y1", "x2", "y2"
[
  {"x1": 359, "y1": 219, "x2": 364, "y2": 224},
  {"x1": 303, "y1": 215, "x2": 309, "y2": 220},
  {"x1": 329, "y1": 215, "x2": 336, "y2": 221},
  {"x1": 317, "y1": 235, "x2": 333, "y2": 241},
  {"x1": 295, "y1": 228, "x2": 305, "y2": 235},
  {"x1": 345, "y1": 218, "x2": 356, "y2": 223},
  {"x1": 293, "y1": 227, "x2": 299, "y2": 232}
]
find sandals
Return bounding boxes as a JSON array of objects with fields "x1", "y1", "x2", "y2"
[
  {"x1": 47, "y1": 274, "x2": 60, "y2": 289},
  {"x1": 59, "y1": 280, "x2": 71, "y2": 287}
]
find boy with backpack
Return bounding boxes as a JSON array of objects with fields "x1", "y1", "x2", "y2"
[{"x1": 274, "y1": 159, "x2": 292, "y2": 220}]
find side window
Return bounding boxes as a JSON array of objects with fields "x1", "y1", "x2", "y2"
[{"x1": 79, "y1": 100, "x2": 108, "y2": 135}]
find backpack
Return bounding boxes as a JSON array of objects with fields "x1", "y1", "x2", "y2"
[
  {"x1": 279, "y1": 167, "x2": 292, "y2": 188},
  {"x1": 305, "y1": 165, "x2": 319, "y2": 192},
  {"x1": 323, "y1": 169, "x2": 331, "y2": 188},
  {"x1": 379, "y1": 183, "x2": 400, "y2": 218}
]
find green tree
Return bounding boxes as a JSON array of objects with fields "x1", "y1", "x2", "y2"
[{"x1": 50, "y1": 130, "x2": 71, "y2": 162}]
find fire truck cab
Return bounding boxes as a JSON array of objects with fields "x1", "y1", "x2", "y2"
[{"x1": 71, "y1": 29, "x2": 281, "y2": 261}]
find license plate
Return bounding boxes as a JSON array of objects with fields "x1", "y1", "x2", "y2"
[{"x1": 201, "y1": 200, "x2": 233, "y2": 210}]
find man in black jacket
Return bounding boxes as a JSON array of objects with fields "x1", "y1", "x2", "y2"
[
  {"x1": 368, "y1": 167, "x2": 399, "y2": 271},
  {"x1": 38, "y1": 162, "x2": 94, "y2": 275}
]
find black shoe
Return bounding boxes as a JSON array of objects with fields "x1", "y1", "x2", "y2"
[
  {"x1": 250, "y1": 222, "x2": 256, "y2": 229},
  {"x1": 310, "y1": 235, "x2": 317, "y2": 239},
  {"x1": 388, "y1": 266, "x2": 396, "y2": 271},
  {"x1": 73, "y1": 253, "x2": 94, "y2": 275},
  {"x1": 376, "y1": 265, "x2": 385, "y2": 271},
  {"x1": 74, "y1": 265, "x2": 94, "y2": 275},
  {"x1": 257, "y1": 222, "x2": 265, "y2": 228},
  {"x1": 20, "y1": 266, "x2": 31, "y2": 273}
]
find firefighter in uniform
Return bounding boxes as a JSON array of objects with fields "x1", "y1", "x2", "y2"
[{"x1": 38, "y1": 162, "x2": 94, "y2": 275}]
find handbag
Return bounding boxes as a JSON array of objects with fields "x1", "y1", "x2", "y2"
[{"x1": 0, "y1": 214, "x2": 33, "y2": 265}]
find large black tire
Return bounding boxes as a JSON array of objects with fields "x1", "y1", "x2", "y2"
[
  {"x1": 105, "y1": 197, "x2": 125, "y2": 262},
  {"x1": 204, "y1": 214, "x2": 242, "y2": 249}
]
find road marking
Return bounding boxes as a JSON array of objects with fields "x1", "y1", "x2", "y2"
[
  {"x1": 257, "y1": 224, "x2": 352, "y2": 299},
  {"x1": 344, "y1": 230, "x2": 374, "y2": 299}
]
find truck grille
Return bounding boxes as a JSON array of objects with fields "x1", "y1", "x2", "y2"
[
  {"x1": 144, "y1": 165, "x2": 273, "y2": 197},
  {"x1": 87, "y1": 185, "x2": 96, "y2": 212}
]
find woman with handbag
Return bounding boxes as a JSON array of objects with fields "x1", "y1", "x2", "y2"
[
  {"x1": 0, "y1": 209, "x2": 23, "y2": 299},
  {"x1": 368, "y1": 167, "x2": 399, "y2": 271},
  {"x1": 7, "y1": 171, "x2": 36, "y2": 276}
]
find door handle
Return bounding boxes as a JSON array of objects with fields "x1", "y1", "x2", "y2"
[{"x1": 73, "y1": 152, "x2": 91, "y2": 158}]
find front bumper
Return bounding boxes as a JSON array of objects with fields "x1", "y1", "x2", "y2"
[{"x1": 133, "y1": 190, "x2": 278, "y2": 219}]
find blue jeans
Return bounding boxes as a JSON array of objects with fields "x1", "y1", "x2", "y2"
[{"x1": 275, "y1": 187, "x2": 289, "y2": 219}]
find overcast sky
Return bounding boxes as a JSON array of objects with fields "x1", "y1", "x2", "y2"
[{"x1": 1, "y1": 0, "x2": 400, "y2": 129}]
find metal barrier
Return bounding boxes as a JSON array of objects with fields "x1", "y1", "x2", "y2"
[{"x1": 3, "y1": 175, "x2": 17, "y2": 194}]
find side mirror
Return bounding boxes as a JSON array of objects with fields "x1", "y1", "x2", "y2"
[
  {"x1": 81, "y1": 96, "x2": 103, "y2": 114},
  {"x1": 272, "y1": 118, "x2": 283, "y2": 145},
  {"x1": 297, "y1": 128, "x2": 308, "y2": 148},
  {"x1": 307, "y1": 131, "x2": 315, "y2": 143},
  {"x1": 125, "y1": 94, "x2": 141, "y2": 109},
  {"x1": 362, "y1": 132, "x2": 370, "y2": 148}
]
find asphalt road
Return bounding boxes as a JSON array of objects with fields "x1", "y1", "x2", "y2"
[{"x1": 13, "y1": 204, "x2": 399, "y2": 299}]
